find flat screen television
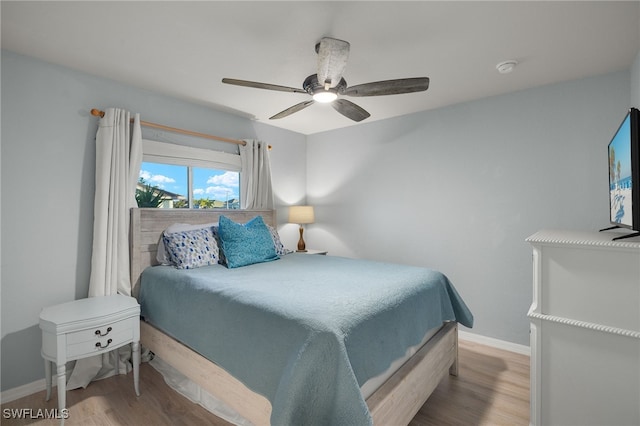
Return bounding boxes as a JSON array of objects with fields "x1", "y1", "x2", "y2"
[{"x1": 604, "y1": 107, "x2": 640, "y2": 240}]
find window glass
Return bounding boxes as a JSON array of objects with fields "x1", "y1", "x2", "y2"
[
  {"x1": 138, "y1": 163, "x2": 188, "y2": 208},
  {"x1": 193, "y1": 167, "x2": 240, "y2": 209},
  {"x1": 138, "y1": 162, "x2": 240, "y2": 209}
]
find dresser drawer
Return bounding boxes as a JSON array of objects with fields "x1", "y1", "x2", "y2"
[{"x1": 66, "y1": 317, "x2": 136, "y2": 358}]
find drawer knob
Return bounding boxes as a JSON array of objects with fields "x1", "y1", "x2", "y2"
[
  {"x1": 95, "y1": 339, "x2": 113, "y2": 349},
  {"x1": 94, "y1": 327, "x2": 112, "y2": 337}
]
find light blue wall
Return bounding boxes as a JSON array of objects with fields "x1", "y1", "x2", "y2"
[
  {"x1": 306, "y1": 70, "x2": 631, "y2": 346},
  {"x1": 0, "y1": 50, "x2": 306, "y2": 391}
]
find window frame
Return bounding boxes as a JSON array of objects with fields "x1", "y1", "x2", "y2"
[{"x1": 141, "y1": 139, "x2": 241, "y2": 209}]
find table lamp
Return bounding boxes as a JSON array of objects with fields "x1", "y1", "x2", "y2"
[{"x1": 288, "y1": 206, "x2": 315, "y2": 252}]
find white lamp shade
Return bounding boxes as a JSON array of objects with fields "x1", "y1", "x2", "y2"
[{"x1": 288, "y1": 205, "x2": 315, "y2": 224}]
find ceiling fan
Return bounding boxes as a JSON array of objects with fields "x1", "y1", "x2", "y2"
[{"x1": 222, "y1": 37, "x2": 430, "y2": 122}]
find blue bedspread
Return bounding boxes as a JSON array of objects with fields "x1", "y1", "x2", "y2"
[{"x1": 139, "y1": 253, "x2": 473, "y2": 426}]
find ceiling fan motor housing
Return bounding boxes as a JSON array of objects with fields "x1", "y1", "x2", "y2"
[{"x1": 303, "y1": 74, "x2": 347, "y2": 97}]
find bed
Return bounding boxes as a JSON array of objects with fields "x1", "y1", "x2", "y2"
[{"x1": 130, "y1": 208, "x2": 473, "y2": 425}]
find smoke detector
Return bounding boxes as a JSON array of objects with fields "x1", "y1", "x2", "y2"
[{"x1": 496, "y1": 60, "x2": 518, "y2": 74}]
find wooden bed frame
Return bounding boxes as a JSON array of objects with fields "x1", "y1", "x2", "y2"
[{"x1": 130, "y1": 208, "x2": 458, "y2": 426}]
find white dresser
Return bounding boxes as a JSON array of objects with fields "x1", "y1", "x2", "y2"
[{"x1": 526, "y1": 230, "x2": 640, "y2": 426}]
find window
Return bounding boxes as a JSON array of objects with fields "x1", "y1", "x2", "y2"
[{"x1": 138, "y1": 140, "x2": 241, "y2": 209}]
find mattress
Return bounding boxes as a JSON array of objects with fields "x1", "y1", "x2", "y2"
[{"x1": 139, "y1": 253, "x2": 473, "y2": 426}]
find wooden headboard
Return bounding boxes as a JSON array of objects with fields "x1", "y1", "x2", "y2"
[{"x1": 130, "y1": 208, "x2": 277, "y2": 296}]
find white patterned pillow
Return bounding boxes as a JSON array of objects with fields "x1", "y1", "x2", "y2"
[
  {"x1": 156, "y1": 222, "x2": 218, "y2": 265},
  {"x1": 267, "y1": 225, "x2": 292, "y2": 256},
  {"x1": 163, "y1": 227, "x2": 219, "y2": 269}
]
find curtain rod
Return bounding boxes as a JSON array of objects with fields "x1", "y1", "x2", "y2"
[{"x1": 90, "y1": 109, "x2": 246, "y2": 146}]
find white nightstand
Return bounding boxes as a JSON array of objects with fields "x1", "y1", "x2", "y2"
[
  {"x1": 298, "y1": 249, "x2": 328, "y2": 255},
  {"x1": 39, "y1": 295, "x2": 140, "y2": 419}
]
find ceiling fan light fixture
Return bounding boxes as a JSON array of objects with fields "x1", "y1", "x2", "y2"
[{"x1": 312, "y1": 90, "x2": 338, "y2": 103}]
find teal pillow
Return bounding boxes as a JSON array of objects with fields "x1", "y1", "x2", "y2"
[{"x1": 218, "y1": 215, "x2": 279, "y2": 268}]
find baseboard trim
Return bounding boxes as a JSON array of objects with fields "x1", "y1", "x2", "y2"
[
  {"x1": 1, "y1": 379, "x2": 49, "y2": 404},
  {"x1": 459, "y1": 330, "x2": 531, "y2": 356}
]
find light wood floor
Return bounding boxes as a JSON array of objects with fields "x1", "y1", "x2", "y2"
[{"x1": 1, "y1": 339, "x2": 529, "y2": 425}]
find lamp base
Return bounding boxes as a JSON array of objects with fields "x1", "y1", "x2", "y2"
[{"x1": 297, "y1": 226, "x2": 306, "y2": 252}]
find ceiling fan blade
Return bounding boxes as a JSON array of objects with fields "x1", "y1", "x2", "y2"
[
  {"x1": 269, "y1": 100, "x2": 315, "y2": 120},
  {"x1": 222, "y1": 78, "x2": 307, "y2": 94},
  {"x1": 344, "y1": 77, "x2": 430, "y2": 97},
  {"x1": 316, "y1": 37, "x2": 350, "y2": 89},
  {"x1": 332, "y1": 99, "x2": 370, "y2": 122}
]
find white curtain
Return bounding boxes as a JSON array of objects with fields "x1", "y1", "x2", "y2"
[
  {"x1": 89, "y1": 108, "x2": 142, "y2": 296},
  {"x1": 239, "y1": 139, "x2": 274, "y2": 209},
  {"x1": 67, "y1": 107, "x2": 142, "y2": 390}
]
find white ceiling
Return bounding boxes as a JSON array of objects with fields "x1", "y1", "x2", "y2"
[{"x1": 2, "y1": 1, "x2": 639, "y2": 135}]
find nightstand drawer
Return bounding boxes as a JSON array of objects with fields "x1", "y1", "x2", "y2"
[
  {"x1": 66, "y1": 317, "x2": 134, "y2": 345},
  {"x1": 67, "y1": 325, "x2": 134, "y2": 358}
]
